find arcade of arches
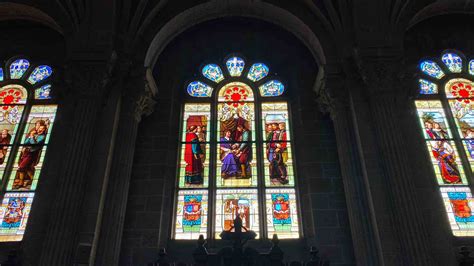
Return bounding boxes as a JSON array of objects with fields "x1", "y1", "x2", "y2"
[{"x1": 0, "y1": 1, "x2": 473, "y2": 266}]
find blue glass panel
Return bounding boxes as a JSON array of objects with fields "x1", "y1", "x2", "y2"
[
  {"x1": 442, "y1": 53, "x2": 463, "y2": 73},
  {"x1": 226, "y1": 57, "x2": 245, "y2": 77},
  {"x1": 9, "y1": 59, "x2": 30, "y2": 79},
  {"x1": 247, "y1": 63, "x2": 269, "y2": 82},
  {"x1": 202, "y1": 64, "x2": 224, "y2": 83},
  {"x1": 0, "y1": 68, "x2": 3, "y2": 82},
  {"x1": 35, "y1": 84, "x2": 52, "y2": 99},
  {"x1": 187, "y1": 81, "x2": 213, "y2": 97},
  {"x1": 259, "y1": 80, "x2": 285, "y2": 97},
  {"x1": 27, "y1": 65, "x2": 52, "y2": 84},
  {"x1": 419, "y1": 79, "x2": 438, "y2": 95},
  {"x1": 469, "y1": 60, "x2": 474, "y2": 76},
  {"x1": 420, "y1": 60, "x2": 445, "y2": 79}
]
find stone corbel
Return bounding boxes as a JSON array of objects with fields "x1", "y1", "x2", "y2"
[{"x1": 134, "y1": 67, "x2": 158, "y2": 122}]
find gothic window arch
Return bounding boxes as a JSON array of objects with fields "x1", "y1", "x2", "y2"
[
  {"x1": 174, "y1": 55, "x2": 300, "y2": 240},
  {"x1": 415, "y1": 50, "x2": 474, "y2": 236},
  {"x1": 0, "y1": 57, "x2": 57, "y2": 241}
]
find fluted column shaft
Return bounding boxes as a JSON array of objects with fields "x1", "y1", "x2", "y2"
[
  {"x1": 94, "y1": 72, "x2": 156, "y2": 265},
  {"x1": 331, "y1": 98, "x2": 383, "y2": 265},
  {"x1": 36, "y1": 65, "x2": 106, "y2": 265}
]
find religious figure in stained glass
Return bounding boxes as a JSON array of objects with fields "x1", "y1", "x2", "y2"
[
  {"x1": 0, "y1": 130, "x2": 11, "y2": 165},
  {"x1": 184, "y1": 125, "x2": 205, "y2": 185},
  {"x1": 13, "y1": 120, "x2": 49, "y2": 190},
  {"x1": 175, "y1": 56, "x2": 299, "y2": 240}
]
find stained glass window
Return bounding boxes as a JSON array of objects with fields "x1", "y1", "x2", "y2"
[
  {"x1": 202, "y1": 64, "x2": 224, "y2": 83},
  {"x1": 415, "y1": 51, "x2": 474, "y2": 236},
  {"x1": 0, "y1": 58, "x2": 56, "y2": 241},
  {"x1": 175, "y1": 56, "x2": 299, "y2": 240},
  {"x1": 247, "y1": 63, "x2": 269, "y2": 82},
  {"x1": 226, "y1": 57, "x2": 245, "y2": 77},
  {"x1": 469, "y1": 60, "x2": 474, "y2": 76},
  {"x1": 420, "y1": 60, "x2": 445, "y2": 79}
]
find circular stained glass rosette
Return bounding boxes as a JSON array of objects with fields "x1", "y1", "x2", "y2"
[
  {"x1": 202, "y1": 64, "x2": 224, "y2": 83},
  {"x1": 442, "y1": 53, "x2": 463, "y2": 73},
  {"x1": 259, "y1": 80, "x2": 284, "y2": 97},
  {"x1": 226, "y1": 57, "x2": 245, "y2": 77},
  {"x1": 187, "y1": 81, "x2": 213, "y2": 97},
  {"x1": 247, "y1": 63, "x2": 269, "y2": 82},
  {"x1": 420, "y1": 60, "x2": 445, "y2": 79}
]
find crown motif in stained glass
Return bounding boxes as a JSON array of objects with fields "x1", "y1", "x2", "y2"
[
  {"x1": 9, "y1": 59, "x2": 30, "y2": 79},
  {"x1": 202, "y1": 64, "x2": 224, "y2": 83},
  {"x1": 226, "y1": 57, "x2": 245, "y2": 77},
  {"x1": 27, "y1": 65, "x2": 53, "y2": 85},
  {"x1": 442, "y1": 53, "x2": 463, "y2": 73},
  {"x1": 247, "y1": 63, "x2": 269, "y2": 82},
  {"x1": 187, "y1": 81, "x2": 213, "y2": 97},
  {"x1": 259, "y1": 80, "x2": 284, "y2": 97},
  {"x1": 420, "y1": 60, "x2": 445, "y2": 79}
]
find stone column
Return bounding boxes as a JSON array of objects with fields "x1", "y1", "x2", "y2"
[
  {"x1": 26, "y1": 61, "x2": 110, "y2": 265},
  {"x1": 360, "y1": 59, "x2": 433, "y2": 265},
  {"x1": 315, "y1": 72, "x2": 383, "y2": 265},
  {"x1": 93, "y1": 69, "x2": 157, "y2": 265}
]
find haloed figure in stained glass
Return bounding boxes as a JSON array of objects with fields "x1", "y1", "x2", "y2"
[
  {"x1": 13, "y1": 120, "x2": 48, "y2": 190},
  {"x1": 184, "y1": 125, "x2": 205, "y2": 185}
]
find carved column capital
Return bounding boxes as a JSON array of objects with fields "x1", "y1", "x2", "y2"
[{"x1": 314, "y1": 67, "x2": 351, "y2": 120}]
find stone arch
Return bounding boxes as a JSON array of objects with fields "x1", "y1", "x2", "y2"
[
  {"x1": 0, "y1": 3, "x2": 63, "y2": 34},
  {"x1": 143, "y1": 0, "x2": 332, "y2": 69},
  {"x1": 407, "y1": 1, "x2": 474, "y2": 31}
]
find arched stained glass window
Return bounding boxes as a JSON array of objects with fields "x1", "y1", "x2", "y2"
[
  {"x1": 176, "y1": 56, "x2": 299, "y2": 240},
  {"x1": 0, "y1": 57, "x2": 57, "y2": 241},
  {"x1": 415, "y1": 50, "x2": 474, "y2": 236}
]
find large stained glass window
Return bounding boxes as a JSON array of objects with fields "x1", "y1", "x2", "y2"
[
  {"x1": 0, "y1": 57, "x2": 57, "y2": 241},
  {"x1": 175, "y1": 55, "x2": 300, "y2": 240},
  {"x1": 415, "y1": 50, "x2": 474, "y2": 236}
]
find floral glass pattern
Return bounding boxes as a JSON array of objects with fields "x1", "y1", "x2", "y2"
[
  {"x1": 0, "y1": 58, "x2": 56, "y2": 241},
  {"x1": 175, "y1": 56, "x2": 299, "y2": 240}
]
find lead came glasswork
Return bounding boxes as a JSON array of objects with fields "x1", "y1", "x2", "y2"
[
  {"x1": 35, "y1": 84, "x2": 52, "y2": 100},
  {"x1": 0, "y1": 68, "x2": 3, "y2": 82},
  {"x1": 420, "y1": 60, "x2": 445, "y2": 79},
  {"x1": 226, "y1": 57, "x2": 245, "y2": 77},
  {"x1": 259, "y1": 80, "x2": 285, "y2": 97},
  {"x1": 202, "y1": 64, "x2": 224, "y2": 83},
  {"x1": 469, "y1": 60, "x2": 474, "y2": 76},
  {"x1": 419, "y1": 79, "x2": 438, "y2": 95},
  {"x1": 175, "y1": 55, "x2": 300, "y2": 240},
  {"x1": 187, "y1": 81, "x2": 213, "y2": 97},
  {"x1": 440, "y1": 187, "x2": 474, "y2": 236},
  {"x1": 416, "y1": 51, "x2": 474, "y2": 237},
  {"x1": 0, "y1": 192, "x2": 34, "y2": 241},
  {"x1": 442, "y1": 53, "x2": 463, "y2": 73},
  {"x1": 27, "y1": 65, "x2": 52, "y2": 85},
  {"x1": 247, "y1": 63, "x2": 269, "y2": 82},
  {"x1": 9, "y1": 59, "x2": 30, "y2": 79}
]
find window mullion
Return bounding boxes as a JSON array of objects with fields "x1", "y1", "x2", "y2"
[
  {"x1": 441, "y1": 96, "x2": 474, "y2": 184},
  {"x1": 208, "y1": 101, "x2": 217, "y2": 242},
  {"x1": 0, "y1": 103, "x2": 31, "y2": 194},
  {"x1": 255, "y1": 100, "x2": 268, "y2": 240}
]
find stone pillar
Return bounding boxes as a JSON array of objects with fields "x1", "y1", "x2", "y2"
[
  {"x1": 315, "y1": 72, "x2": 383, "y2": 265},
  {"x1": 360, "y1": 59, "x2": 433, "y2": 265},
  {"x1": 93, "y1": 70, "x2": 157, "y2": 265},
  {"x1": 29, "y1": 61, "x2": 109, "y2": 265}
]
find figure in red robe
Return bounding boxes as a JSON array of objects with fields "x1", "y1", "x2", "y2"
[{"x1": 184, "y1": 126, "x2": 204, "y2": 185}]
